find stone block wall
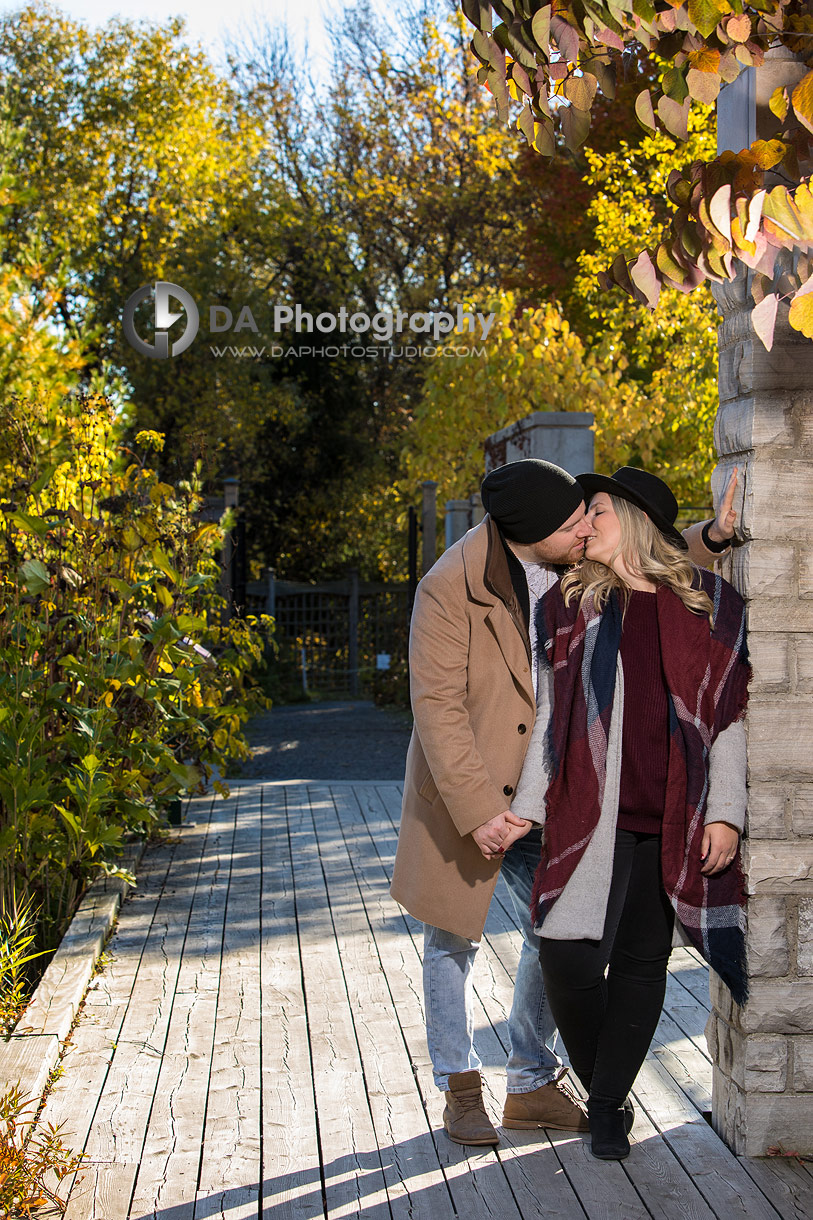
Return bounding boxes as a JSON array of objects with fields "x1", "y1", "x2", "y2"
[{"x1": 708, "y1": 275, "x2": 813, "y2": 1155}]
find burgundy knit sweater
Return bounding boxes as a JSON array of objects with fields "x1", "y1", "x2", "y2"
[{"x1": 617, "y1": 589, "x2": 669, "y2": 834}]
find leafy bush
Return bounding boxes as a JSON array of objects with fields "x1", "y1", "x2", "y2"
[
  {"x1": 0, "y1": 396, "x2": 271, "y2": 950},
  {"x1": 0, "y1": 898, "x2": 46, "y2": 1035},
  {"x1": 0, "y1": 1085, "x2": 83, "y2": 1215}
]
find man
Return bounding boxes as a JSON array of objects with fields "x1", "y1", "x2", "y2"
[{"x1": 390, "y1": 458, "x2": 734, "y2": 1146}]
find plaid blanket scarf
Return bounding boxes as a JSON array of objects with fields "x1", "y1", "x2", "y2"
[{"x1": 530, "y1": 567, "x2": 751, "y2": 1005}]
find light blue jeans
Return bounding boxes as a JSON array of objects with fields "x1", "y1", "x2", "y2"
[{"x1": 423, "y1": 827, "x2": 562, "y2": 1092}]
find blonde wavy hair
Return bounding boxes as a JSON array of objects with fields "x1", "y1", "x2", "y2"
[{"x1": 561, "y1": 494, "x2": 714, "y2": 625}]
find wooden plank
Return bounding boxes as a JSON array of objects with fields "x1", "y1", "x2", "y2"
[
  {"x1": 738, "y1": 1155, "x2": 813, "y2": 1220},
  {"x1": 617, "y1": 1087, "x2": 716, "y2": 1220},
  {"x1": 667, "y1": 949, "x2": 713, "y2": 1013},
  {"x1": 364, "y1": 783, "x2": 785, "y2": 1220},
  {"x1": 63, "y1": 1163, "x2": 139, "y2": 1220},
  {"x1": 129, "y1": 795, "x2": 241, "y2": 1218},
  {"x1": 546, "y1": 1127, "x2": 651, "y2": 1220},
  {"x1": 649, "y1": 1012, "x2": 712, "y2": 1115},
  {"x1": 634, "y1": 1056, "x2": 784, "y2": 1220},
  {"x1": 285, "y1": 783, "x2": 392, "y2": 1220},
  {"x1": 39, "y1": 825, "x2": 207, "y2": 1205},
  {"x1": 346, "y1": 782, "x2": 587, "y2": 1220},
  {"x1": 69, "y1": 795, "x2": 234, "y2": 1184},
  {"x1": 0, "y1": 1034, "x2": 59, "y2": 1104},
  {"x1": 260, "y1": 784, "x2": 324, "y2": 1220},
  {"x1": 195, "y1": 786, "x2": 263, "y2": 1220},
  {"x1": 313, "y1": 783, "x2": 457, "y2": 1220}
]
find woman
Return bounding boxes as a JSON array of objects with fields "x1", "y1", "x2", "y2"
[{"x1": 512, "y1": 467, "x2": 749, "y2": 1161}]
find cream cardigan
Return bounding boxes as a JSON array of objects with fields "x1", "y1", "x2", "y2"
[{"x1": 511, "y1": 658, "x2": 747, "y2": 941}]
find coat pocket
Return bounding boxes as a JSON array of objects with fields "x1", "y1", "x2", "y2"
[{"x1": 418, "y1": 768, "x2": 438, "y2": 803}]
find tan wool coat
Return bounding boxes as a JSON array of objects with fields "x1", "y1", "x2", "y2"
[{"x1": 389, "y1": 515, "x2": 722, "y2": 942}]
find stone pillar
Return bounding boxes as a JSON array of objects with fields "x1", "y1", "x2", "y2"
[
  {"x1": 707, "y1": 62, "x2": 813, "y2": 1146},
  {"x1": 421, "y1": 480, "x2": 438, "y2": 576},
  {"x1": 484, "y1": 410, "x2": 594, "y2": 476},
  {"x1": 445, "y1": 499, "x2": 472, "y2": 549}
]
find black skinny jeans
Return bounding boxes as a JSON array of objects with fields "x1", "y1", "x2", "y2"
[{"x1": 538, "y1": 829, "x2": 675, "y2": 1104}]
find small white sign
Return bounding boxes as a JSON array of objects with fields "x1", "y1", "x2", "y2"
[{"x1": 376, "y1": 653, "x2": 391, "y2": 671}]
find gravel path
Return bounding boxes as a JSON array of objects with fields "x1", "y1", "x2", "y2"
[{"x1": 232, "y1": 700, "x2": 413, "y2": 781}]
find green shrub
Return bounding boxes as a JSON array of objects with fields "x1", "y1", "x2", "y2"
[{"x1": 0, "y1": 396, "x2": 271, "y2": 950}]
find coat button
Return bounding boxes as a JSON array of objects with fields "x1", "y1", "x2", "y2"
[
  {"x1": 518, "y1": 723, "x2": 527, "y2": 734},
  {"x1": 503, "y1": 784, "x2": 513, "y2": 796}
]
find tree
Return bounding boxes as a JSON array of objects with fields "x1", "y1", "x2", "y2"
[
  {"x1": 401, "y1": 291, "x2": 650, "y2": 497},
  {"x1": 459, "y1": 0, "x2": 813, "y2": 350},
  {"x1": 573, "y1": 109, "x2": 720, "y2": 502}
]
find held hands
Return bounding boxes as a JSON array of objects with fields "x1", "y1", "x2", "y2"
[
  {"x1": 707, "y1": 466, "x2": 739, "y2": 545},
  {"x1": 700, "y1": 821, "x2": 740, "y2": 875},
  {"x1": 472, "y1": 811, "x2": 533, "y2": 861}
]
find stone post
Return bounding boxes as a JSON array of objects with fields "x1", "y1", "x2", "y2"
[
  {"x1": 445, "y1": 499, "x2": 472, "y2": 549},
  {"x1": 421, "y1": 480, "x2": 438, "y2": 575},
  {"x1": 484, "y1": 410, "x2": 594, "y2": 475},
  {"x1": 707, "y1": 53, "x2": 813, "y2": 1156}
]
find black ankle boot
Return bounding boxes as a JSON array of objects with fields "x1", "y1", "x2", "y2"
[
  {"x1": 587, "y1": 1097, "x2": 631, "y2": 1160},
  {"x1": 623, "y1": 1097, "x2": 634, "y2": 1134}
]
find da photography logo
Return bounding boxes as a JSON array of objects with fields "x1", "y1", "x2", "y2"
[{"x1": 123, "y1": 281, "x2": 200, "y2": 359}]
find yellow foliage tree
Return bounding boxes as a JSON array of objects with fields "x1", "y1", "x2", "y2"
[
  {"x1": 401, "y1": 290, "x2": 654, "y2": 503},
  {"x1": 574, "y1": 109, "x2": 720, "y2": 504}
]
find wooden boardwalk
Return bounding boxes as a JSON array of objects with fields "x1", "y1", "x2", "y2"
[{"x1": 40, "y1": 780, "x2": 813, "y2": 1220}]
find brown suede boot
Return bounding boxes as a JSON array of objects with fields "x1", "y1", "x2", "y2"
[
  {"x1": 502, "y1": 1078, "x2": 589, "y2": 1132},
  {"x1": 443, "y1": 1071, "x2": 500, "y2": 1146}
]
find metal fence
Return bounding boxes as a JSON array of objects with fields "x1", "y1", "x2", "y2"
[{"x1": 246, "y1": 571, "x2": 410, "y2": 698}]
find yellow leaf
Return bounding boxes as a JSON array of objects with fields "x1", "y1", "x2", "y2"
[
  {"x1": 769, "y1": 85, "x2": 789, "y2": 122},
  {"x1": 687, "y1": 47, "x2": 721, "y2": 72},
  {"x1": 789, "y1": 284, "x2": 813, "y2": 338},
  {"x1": 750, "y1": 139, "x2": 786, "y2": 170},
  {"x1": 155, "y1": 582, "x2": 173, "y2": 609},
  {"x1": 792, "y1": 69, "x2": 813, "y2": 135}
]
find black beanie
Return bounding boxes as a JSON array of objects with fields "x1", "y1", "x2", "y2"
[{"x1": 480, "y1": 459, "x2": 585, "y2": 543}]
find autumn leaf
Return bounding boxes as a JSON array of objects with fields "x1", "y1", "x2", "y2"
[
  {"x1": 531, "y1": 5, "x2": 551, "y2": 47},
  {"x1": 563, "y1": 72, "x2": 598, "y2": 110},
  {"x1": 657, "y1": 94, "x2": 690, "y2": 141},
  {"x1": 635, "y1": 88, "x2": 657, "y2": 131},
  {"x1": 750, "y1": 139, "x2": 787, "y2": 170},
  {"x1": 561, "y1": 104, "x2": 591, "y2": 149},
  {"x1": 688, "y1": 0, "x2": 725, "y2": 39},
  {"x1": 517, "y1": 105, "x2": 535, "y2": 143},
  {"x1": 550, "y1": 14, "x2": 580, "y2": 62},
  {"x1": 769, "y1": 85, "x2": 790, "y2": 122},
  {"x1": 709, "y1": 183, "x2": 732, "y2": 245},
  {"x1": 792, "y1": 69, "x2": 813, "y2": 136},
  {"x1": 789, "y1": 280, "x2": 813, "y2": 338},
  {"x1": 724, "y1": 13, "x2": 752, "y2": 42},
  {"x1": 751, "y1": 293, "x2": 779, "y2": 351},
  {"x1": 687, "y1": 68, "x2": 721, "y2": 104},
  {"x1": 629, "y1": 250, "x2": 661, "y2": 308},
  {"x1": 687, "y1": 47, "x2": 721, "y2": 71}
]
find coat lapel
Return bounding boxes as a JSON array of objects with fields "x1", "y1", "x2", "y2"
[{"x1": 462, "y1": 519, "x2": 535, "y2": 709}]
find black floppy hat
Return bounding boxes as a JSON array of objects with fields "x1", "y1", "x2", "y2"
[{"x1": 576, "y1": 467, "x2": 688, "y2": 551}]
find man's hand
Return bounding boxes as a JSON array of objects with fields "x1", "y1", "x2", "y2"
[
  {"x1": 700, "y1": 821, "x2": 740, "y2": 875},
  {"x1": 472, "y1": 811, "x2": 532, "y2": 860},
  {"x1": 707, "y1": 467, "x2": 739, "y2": 544},
  {"x1": 500, "y1": 816, "x2": 534, "y2": 853}
]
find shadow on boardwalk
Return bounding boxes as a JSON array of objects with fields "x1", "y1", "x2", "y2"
[
  {"x1": 41, "y1": 781, "x2": 813, "y2": 1220},
  {"x1": 235, "y1": 700, "x2": 412, "y2": 781}
]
